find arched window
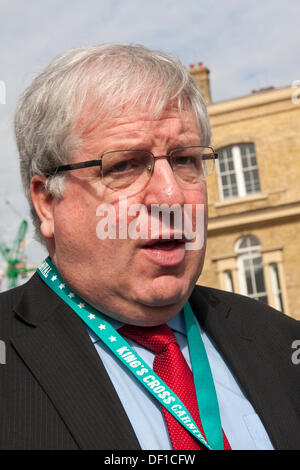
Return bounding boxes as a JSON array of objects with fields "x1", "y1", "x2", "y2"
[
  {"x1": 217, "y1": 143, "x2": 261, "y2": 199},
  {"x1": 213, "y1": 236, "x2": 287, "y2": 312},
  {"x1": 235, "y1": 235, "x2": 268, "y2": 304}
]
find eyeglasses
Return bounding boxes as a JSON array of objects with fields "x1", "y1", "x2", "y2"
[{"x1": 44, "y1": 146, "x2": 218, "y2": 196}]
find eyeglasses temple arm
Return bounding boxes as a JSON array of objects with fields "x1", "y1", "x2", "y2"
[
  {"x1": 202, "y1": 153, "x2": 218, "y2": 160},
  {"x1": 43, "y1": 160, "x2": 102, "y2": 176}
]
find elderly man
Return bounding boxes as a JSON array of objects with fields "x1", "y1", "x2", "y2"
[{"x1": 1, "y1": 44, "x2": 300, "y2": 451}]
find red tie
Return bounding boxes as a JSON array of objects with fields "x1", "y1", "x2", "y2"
[{"x1": 119, "y1": 323, "x2": 231, "y2": 450}]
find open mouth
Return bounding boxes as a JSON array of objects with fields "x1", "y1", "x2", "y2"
[
  {"x1": 141, "y1": 237, "x2": 186, "y2": 266},
  {"x1": 144, "y1": 239, "x2": 185, "y2": 250}
]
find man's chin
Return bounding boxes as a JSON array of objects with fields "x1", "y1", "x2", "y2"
[
  {"x1": 136, "y1": 276, "x2": 191, "y2": 310},
  {"x1": 126, "y1": 300, "x2": 185, "y2": 327}
]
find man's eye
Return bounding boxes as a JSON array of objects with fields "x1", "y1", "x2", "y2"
[
  {"x1": 108, "y1": 157, "x2": 142, "y2": 174},
  {"x1": 110, "y1": 160, "x2": 133, "y2": 173},
  {"x1": 173, "y1": 156, "x2": 196, "y2": 165}
]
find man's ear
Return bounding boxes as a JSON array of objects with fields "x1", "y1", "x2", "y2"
[{"x1": 30, "y1": 175, "x2": 55, "y2": 239}]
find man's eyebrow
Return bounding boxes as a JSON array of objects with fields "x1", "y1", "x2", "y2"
[
  {"x1": 171, "y1": 140, "x2": 201, "y2": 147},
  {"x1": 102, "y1": 136, "x2": 154, "y2": 151}
]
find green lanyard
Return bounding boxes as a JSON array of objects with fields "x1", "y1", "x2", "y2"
[
  {"x1": 37, "y1": 257, "x2": 223, "y2": 450},
  {"x1": 184, "y1": 302, "x2": 223, "y2": 450}
]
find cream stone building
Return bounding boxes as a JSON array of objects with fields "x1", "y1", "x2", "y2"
[{"x1": 189, "y1": 63, "x2": 300, "y2": 320}]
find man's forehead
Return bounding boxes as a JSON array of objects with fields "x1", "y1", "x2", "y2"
[{"x1": 80, "y1": 105, "x2": 200, "y2": 143}]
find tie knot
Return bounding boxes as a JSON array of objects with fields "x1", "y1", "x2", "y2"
[{"x1": 119, "y1": 323, "x2": 178, "y2": 354}]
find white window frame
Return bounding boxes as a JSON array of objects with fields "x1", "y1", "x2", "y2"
[
  {"x1": 212, "y1": 240, "x2": 289, "y2": 315},
  {"x1": 223, "y1": 270, "x2": 234, "y2": 293},
  {"x1": 261, "y1": 248, "x2": 289, "y2": 314},
  {"x1": 217, "y1": 143, "x2": 261, "y2": 200},
  {"x1": 269, "y1": 263, "x2": 283, "y2": 312},
  {"x1": 235, "y1": 236, "x2": 268, "y2": 304}
]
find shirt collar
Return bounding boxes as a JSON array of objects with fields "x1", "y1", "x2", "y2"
[{"x1": 167, "y1": 309, "x2": 186, "y2": 335}]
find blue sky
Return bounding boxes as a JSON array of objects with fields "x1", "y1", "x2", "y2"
[{"x1": 0, "y1": 0, "x2": 299, "y2": 281}]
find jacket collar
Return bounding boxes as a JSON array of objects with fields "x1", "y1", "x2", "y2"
[{"x1": 13, "y1": 272, "x2": 62, "y2": 326}]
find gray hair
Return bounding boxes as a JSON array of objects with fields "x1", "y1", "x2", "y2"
[{"x1": 14, "y1": 43, "x2": 211, "y2": 244}]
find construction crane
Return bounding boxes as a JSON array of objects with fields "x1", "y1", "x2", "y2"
[{"x1": 0, "y1": 203, "x2": 35, "y2": 289}]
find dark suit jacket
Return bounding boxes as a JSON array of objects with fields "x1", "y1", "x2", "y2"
[{"x1": 1, "y1": 273, "x2": 300, "y2": 450}]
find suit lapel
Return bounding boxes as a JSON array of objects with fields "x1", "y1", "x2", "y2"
[
  {"x1": 11, "y1": 274, "x2": 140, "y2": 450},
  {"x1": 190, "y1": 287, "x2": 300, "y2": 450}
]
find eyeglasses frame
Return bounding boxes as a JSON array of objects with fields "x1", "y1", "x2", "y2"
[{"x1": 43, "y1": 145, "x2": 218, "y2": 178}]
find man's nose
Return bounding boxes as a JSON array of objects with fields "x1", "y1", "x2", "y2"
[{"x1": 143, "y1": 157, "x2": 186, "y2": 208}]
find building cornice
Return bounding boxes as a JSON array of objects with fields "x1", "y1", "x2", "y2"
[
  {"x1": 207, "y1": 200, "x2": 300, "y2": 234},
  {"x1": 207, "y1": 86, "x2": 293, "y2": 117}
]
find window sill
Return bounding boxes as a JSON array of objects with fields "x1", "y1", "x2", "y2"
[{"x1": 213, "y1": 192, "x2": 268, "y2": 208}]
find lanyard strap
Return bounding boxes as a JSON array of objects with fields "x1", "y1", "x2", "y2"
[
  {"x1": 37, "y1": 257, "x2": 222, "y2": 450},
  {"x1": 184, "y1": 302, "x2": 224, "y2": 450}
]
